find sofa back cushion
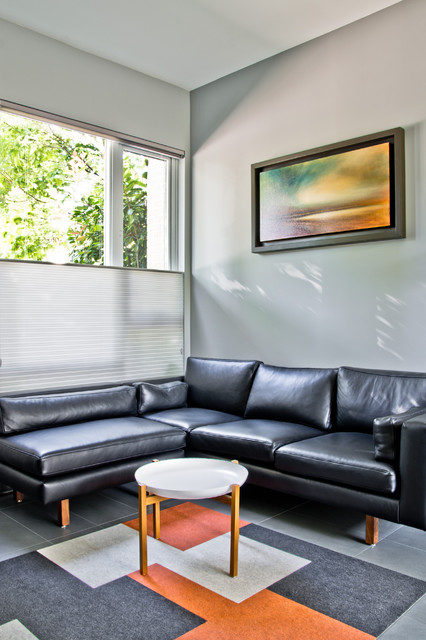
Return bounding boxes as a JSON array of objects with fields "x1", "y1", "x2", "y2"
[
  {"x1": 0, "y1": 385, "x2": 137, "y2": 435},
  {"x1": 185, "y1": 357, "x2": 260, "y2": 416},
  {"x1": 244, "y1": 364, "x2": 337, "y2": 430},
  {"x1": 337, "y1": 367, "x2": 426, "y2": 433}
]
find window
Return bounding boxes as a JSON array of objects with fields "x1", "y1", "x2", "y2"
[
  {"x1": 0, "y1": 102, "x2": 181, "y2": 271},
  {"x1": 0, "y1": 101, "x2": 185, "y2": 394}
]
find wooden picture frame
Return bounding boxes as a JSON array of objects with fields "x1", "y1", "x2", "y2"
[{"x1": 252, "y1": 128, "x2": 405, "y2": 253}]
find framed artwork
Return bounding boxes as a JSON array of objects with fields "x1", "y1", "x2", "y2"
[{"x1": 252, "y1": 128, "x2": 405, "y2": 253}]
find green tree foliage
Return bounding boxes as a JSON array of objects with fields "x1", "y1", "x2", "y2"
[
  {"x1": 0, "y1": 114, "x2": 148, "y2": 268},
  {"x1": 68, "y1": 156, "x2": 149, "y2": 269},
  {"x1": 67, "y1": 183, "x2": 104, "y2": 265},
  {"x1": 123, "y1": 159, "x2": 148, "y2": 269}
]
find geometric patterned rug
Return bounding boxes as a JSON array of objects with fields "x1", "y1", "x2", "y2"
[{"x1": 0, "y1": 502, "x2": 425, "y2": 640}]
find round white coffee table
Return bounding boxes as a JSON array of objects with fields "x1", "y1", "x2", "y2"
[{"x1": 135, "y1": 458, "x2": 248, "y2": 577}]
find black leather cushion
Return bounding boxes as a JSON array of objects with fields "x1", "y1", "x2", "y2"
[
  {"x1": 245, "y1": 364, "x2": 337, "y2": 430},
  {"x1": 136, "y1": 381, "x2": 188, "y2": 414},
  {"x1": 0, "y1": 386, "x2": 137, "y2": 435},
  {"x1": 275, "y1": 432, "x2": 397, "y2": 494},
  {"x1": 373, "y1": 407, "x2": 426, "y2": 462},
  {"x1": 336, "y1": 367, "x2": 426, "y2": 433},
  {"x1": 142, "y1": 407, "x2": 242, "y2": 432},
  {"x1": 188, "y1": 419, "x2": 323, "y2": 463},
  {"x1": 0, "y1": 417, "x2": 186, "y2": 476},
  {"x1": 185, "y1": 357, "x2": 260, "y2": 416}
]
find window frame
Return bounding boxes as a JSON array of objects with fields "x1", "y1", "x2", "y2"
[{"x1": 0, "y1": 99, "x2": 184, "y2": 271}]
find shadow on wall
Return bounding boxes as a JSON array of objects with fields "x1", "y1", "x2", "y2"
[
  {"x1": 190, "y1": 259, "x2": 325, "y2": 364},
  {"x1": 191, "y1": 247, "x2": 426, "y2": 371},
  {"x1": 210, "y1": 261, "x2": 323, "y2": 301},
  {"x1": 210, "y1": 267, "x2": 267, "y2": 300},
  {"x1": 375, "y1": 293, "x2": 405, "y2": 361},
  {"x1": 191, "y1": 271, "x2": 262, "y2": 359},
  {"x1": 277, "y1": 262, "x2": 322, "y2": 295},
  {"x1": 190, "y1": 54, "x2": 282, "y2": 154}
]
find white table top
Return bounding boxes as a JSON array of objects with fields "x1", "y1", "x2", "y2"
[{"x1": 134, "y1": 458, "x2": 248, "y2": 499}]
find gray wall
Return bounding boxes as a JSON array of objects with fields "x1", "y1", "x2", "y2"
[{"x1": 190, "y1": 0, "x2": 426, "y2": 371}]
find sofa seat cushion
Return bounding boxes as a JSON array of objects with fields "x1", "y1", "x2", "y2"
[
  {"x1": 0, "y1": 417, "x2": 186, "y2": 477},
  {"x1": 188, "y1": 419, "x2": 323, "y2": 463},
  {"x1": 143, "y1": 407, "x2": 242, "y2": 432},
  {"x1": 275, "y1": 432, "x2": 397, "y2": 494}
]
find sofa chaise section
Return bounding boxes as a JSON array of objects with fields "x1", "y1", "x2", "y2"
[{"x1": 0, "y1": 385, "x2": 186, "y2": 526}]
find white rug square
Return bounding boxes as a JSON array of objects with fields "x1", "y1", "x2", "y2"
[
  {"x1": 38, "y1": 524, "x2": 140, "y2": 588},
  {"x1": 0, "y1": 620, "x2": 39, "y2": 640},
  {"x1": 154, "y1": 532, "x2": 310, "y2": 603},
  {"x1": 38, "y1": 524, "x2": 310, "y2": 603}
]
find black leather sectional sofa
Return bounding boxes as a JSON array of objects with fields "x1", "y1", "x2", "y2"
[{"x1": 1, "y1": 356, "x2": 426, "y2": 544}]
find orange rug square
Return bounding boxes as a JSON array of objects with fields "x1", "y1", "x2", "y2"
[
  {"x1": 125, "y1": 501, "x2": 249, "y2": 550},
  {"x1": 130, "y1": 564, "x2": 375, "y2": 640}
]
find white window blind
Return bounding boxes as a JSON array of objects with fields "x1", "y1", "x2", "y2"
[{"x1": 0, "y1": 261, "x2": 184, "y2": 394}]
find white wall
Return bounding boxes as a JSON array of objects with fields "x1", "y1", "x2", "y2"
[
  {"x1": 0, "y1": 19, "x2": 189, "y2": 152},
  {"x1": 190, "y1": 0, "x2": 426, "y2": 372}
]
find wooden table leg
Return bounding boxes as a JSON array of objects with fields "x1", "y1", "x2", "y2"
[
  {"x1": 139, "y1": 485, "x2": 148, "y2": 575},
  {"x1": 230, "y1": 483, "x2": 240, "y2": 577},
  {"x1": 153, "y1": 500, "x2": 161, "y2": 539}
]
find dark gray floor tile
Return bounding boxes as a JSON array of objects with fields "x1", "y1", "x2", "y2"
[
  {"x1": 198, "y1": 493, "x2": 291, "y2": 524},
  {"x1": 241, "y1": 484, "x2": 306, "y2": 509},
  {"x1": 0, "y1": 543, "x2": 49, "y2": 563},
  {"x1": 378, "y1": 611, "x2": 426, "y2": 639},
  {"x1": 290, "y1": 501, "x2": 368, "y2": 529},
  {"x1": 99, "y1": 483, "x2": 139, "y2": 509},
  {"x1": 0, "y1": 490, "x2": 17, "y2": 510},
  {"x1": 68, "y1": 492, "x2": 139, "y2": 525},
  {"x1": 258, "y1": 509, "x2": 368, "y2": 556},
  {"x1": 408, "y1": 593, "x2": 426, "y2": 625},
  {"x1": 358, "y1": 539, "x2": 426, "y2": 580},
  {"x1": 290, "y1": 501, "x2": 402, "y2": 543},
  {"x1": 2, "y1": 501, "x2": 96, "y2": 541},
  {"x1": 386, "y1": 524, "x2": 426, "y2": 552},
  {"x1": 0, "y1": 511, "x2": 46, "y2": 560},
  {"x1": 343, "y1": 517, "x2": 402, "y2": 544}
]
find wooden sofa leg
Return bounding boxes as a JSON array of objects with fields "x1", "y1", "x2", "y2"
[
  {"x1": 365, "y1": 515, "x2": 379, "y2": 545},
  {"x1": 14, "y1": 490, "x2": 24, "y2": 503},
  {"x1": 58, "y1": 499, "x2": 70, "y2": 528}
]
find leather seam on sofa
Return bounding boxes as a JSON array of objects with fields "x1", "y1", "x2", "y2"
[
  {"x1": 0, "y1": 433, "x2": 185, "y2": 457},
  {"x1": 274, "y1": 452, "x2": 395, "y2": 475}
]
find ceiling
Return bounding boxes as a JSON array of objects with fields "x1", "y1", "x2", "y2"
[{"x1": 0, "y1": 0, "x2": 403, "y2": 90}]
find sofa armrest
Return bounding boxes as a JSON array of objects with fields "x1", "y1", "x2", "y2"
[
  {"x1": 373, "y1": 406, "x2": 426, "y2": 462},
  {"x1": 399, "y1": 412, "x2": 426, "y2": 529}
]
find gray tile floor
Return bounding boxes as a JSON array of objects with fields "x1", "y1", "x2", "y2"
[{"x1": 1, "y1": 484, "x2": 426, "y2": 638}]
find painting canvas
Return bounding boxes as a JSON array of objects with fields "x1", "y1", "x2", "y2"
[{"x1": 252, "y1": 129, "x2": 405, "y2": 252}]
